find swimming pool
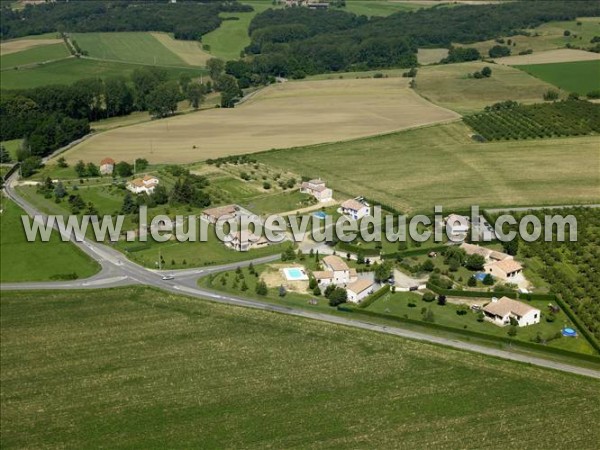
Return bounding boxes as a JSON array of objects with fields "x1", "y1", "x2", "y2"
[
  {"x1": 283, "y1": 267, "x2": 309, "y2": 281},
  {"x1": 562, "y1": 327, "x2": 577, "y2": 337},
  {"x1": 313, "y1": 211, "x2": 327, "y2": 219}
]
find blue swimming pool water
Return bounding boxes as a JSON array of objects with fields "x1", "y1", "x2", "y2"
[
  {"x1": 284, "y1": 267, "x2": 308, "y2": 281},
  {"x1": 313, "y1": 211, "x2": 327, "y2": 219},
  {"x1": 475, "y1": 272, "x2": 487, "y2": 281},
  {"x1": 562, "y1": 327, "x2": 577, "y2": 337}
]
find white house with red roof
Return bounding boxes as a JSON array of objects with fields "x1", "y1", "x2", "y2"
[
  {"x1": 100, "y1": 157, "x2": 115, "y2": 175},
  {"x1": 300, "y1": 178, "x2": 333, "y2": 202}
]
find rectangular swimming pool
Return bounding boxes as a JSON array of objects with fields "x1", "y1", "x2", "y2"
[{"x1": 283, "y1": 267, "x2": 309, "y2": 281}]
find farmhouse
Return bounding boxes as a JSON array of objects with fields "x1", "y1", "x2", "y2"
[
  {"x1": 346, "y1": 279, "x2": 374, "y2": 304},
  {"x1": 341, "y1": 198, "x2": 370, "y2": 220},
  {"x1": 313, "y1": 255, "x2": 358, "y2": 286},
  {"x1": 482, "y1": 296, "x2": 540, "y2": 327},
  {"x1": 201, "y1": 204, "x2": 239, "y2": 224},
  {"x1": 224, "y1": 230, "x2": 269, "y2": 252},
  {"x1": 485, "y1": 258, "x2": 524, "y2": 281},
  {"x1": 126, "y1": 175, "x2": 159, "y2": 195},
  {"x1": 300, "y1": 178, "x2": 333, "y2": 202},
  {"x1": 100, "y1": 157, "x2": 115, "y2": 175}
]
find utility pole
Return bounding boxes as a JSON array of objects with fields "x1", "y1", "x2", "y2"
[{"x1": 158, "y1": 249, "x2": 162, "y2": 270}]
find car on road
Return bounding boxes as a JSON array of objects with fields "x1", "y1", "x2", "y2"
[{"x1": 161, "y1": 275, "x2": 175, "y2": 281}]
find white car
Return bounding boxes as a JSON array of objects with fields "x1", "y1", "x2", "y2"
[{"x1": 161, "y1": 275, "x2": 175, "y2": 281}]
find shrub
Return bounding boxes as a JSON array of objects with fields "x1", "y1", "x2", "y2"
[{"x1": 422, "y1": 292, "x2": 435, "y2": 302}]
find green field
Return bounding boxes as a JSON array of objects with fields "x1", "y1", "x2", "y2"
[
  {"x1": 415, "y1": 61, "x2": 563, "y2": 114},
  {"x1": 201, "y1": 1, "x2": 273, "y2": 61},
  {"x1": 343, "y1": 0, "x2": 422, "y2": 16},
  {"x1": 0, "y1": 197, "x2": 100, "y2": 282},
  {"x1": 2, "y1": 287, "x2": 600, "y2": 448},
  {"x1": 0, "y1": 139, "x2": 22, "y2": 161},
  {"x1": 73, "y1": 32, "x2": 190, "y2": 67},
  {"x1": 517, "y1": 60, "x2": 600, "y2": 95},
  {"x1": 0, "y1": 57, "x2": 205, "y2": 90},
  {"x1": 0, "y1": 42, "x2": 69, "y2": 69},
  {"x1": 256, "y1": 122, "x2": 600, "y2": 213}
]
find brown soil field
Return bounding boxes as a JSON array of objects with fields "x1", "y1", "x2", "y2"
[
  {"x1": 495, "y1": 48, "x2": 600, "y2": 65},
  {"x1": 60, "y1": 78, "x2": 460, "y2": 164},
  {"x1": 0, "y1": 38, "x2": 63, "y2": 56}
]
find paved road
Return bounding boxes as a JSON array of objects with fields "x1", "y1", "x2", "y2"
[{"x1": 2, "y1": 173, "x2": 600, "y2": 379}]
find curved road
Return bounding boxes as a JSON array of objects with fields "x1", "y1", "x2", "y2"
[{"x1": 2, "y1": 173, "x2": 599, "y2": 379}]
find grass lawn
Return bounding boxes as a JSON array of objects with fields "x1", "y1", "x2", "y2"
[
  {"x1": 415, "y1": 61, "x2": 564, "y2": 114},
  {"x1": 1, "y1": 57, "x2": 205, "y2": 90},
  {"x1": 367, "y1": 291, "x2": 596, "y2": 355},
  {"x1": 0, "y1": 196, "x2": 100, "y2": 282},
  {"x1": 516, "y1": 60, "x2": 600, "y2": 95},
  {"x1": 0, "y1": 42, "x2": 69, "y2": 69},
  {"x1": 114, "y1": 228, "x2": 287, "y2": 269},
  {"x1": 239, "y1": 190, "x2": 315, "y2": 215},
  {"x1": 201, "y1": 1, "x2": 274, "y2": 61},
  {"x1": 2, "y1": 287, "x2": 600, "y2": 448},
  {"x1": 0, "y1": 139, "x2": 23, "y2": 161},
  {"x1": 256, "y1": 122, "x2": 600, "y2": 213},
  {"x1": 72, "y1": 32, "x2": 192, "y2": 67}
]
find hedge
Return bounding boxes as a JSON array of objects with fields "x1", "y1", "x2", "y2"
[
  {"x1": 383, "y1": 245, "x2": 447, "y2": 260},
  {"x1": 342, "y1": 308, "x2": 600, "y2": 362},
  {"x1": 553, "y1": 294, "x2": 600, "y2": 354},
  {"x1": 426, "y1": 282, "x2": 600, "y2": 353},
  {"x1": 358, "y1": 285, "x2": 390, "y2": 309},
  {"x1": 336, "y1": 241, "x2": 381, "y2": 257}
]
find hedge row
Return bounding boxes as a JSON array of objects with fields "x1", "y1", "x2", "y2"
[
  {"x1": 553, "y1": 293, "x2": 600, "y2": 354},
  {"x1": 383, "y1": 245, "x2": 448, "y2": 260},
  {"x1": 358, "y1": 285, "x2": 390, "y2": 309},
  {"x1": 335, "y1": 241, "x2": 381, "y2": 257},
  {"x1": 343, "y1": 308, "x2": 600, "y2": 362},
  {"x1": 426, "y1": 282, "x2": 600, "y2": 353}
]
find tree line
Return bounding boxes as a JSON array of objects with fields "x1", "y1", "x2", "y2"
[
  {"x1": 0, "y1": 66, "x2": 211, "y2": 161},
  {"x1": 222, "y1": 1, "x2": 599, "y2": 84},
  {"x1": 0, "y1": 0, "x2": 252, "y2": 41}
]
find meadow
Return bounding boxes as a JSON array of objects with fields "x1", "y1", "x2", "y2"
[
  {"x1": 0, "y1": 197, "x2": 100, "y2": 282},
  {"x1": 0, "y1": 42, "x2": 69, "y2": 69},
  {"x1": 0, "y1": 57, "x2": 205, "y2": 90},
  {"x1": 415, "y1": 61, "x2": 563, "y2": 114},
  {"x1": 343, "y1": 0, "x2": 423, "y2": 16},
  {"x1": 202, "y1": 1, "x2": 274, "y2": 61},
  {"x1": 256, "y1": 122, "x2": 600, "y2": 213},
  {"x1": 517, "y1": 60, "x2": 600, "y2": 95},
  {"x1": 60, "y1": 77, "x2": 460, "y2": 164},
  {"x1": 72, "y1": 32, "x2": 203, "y2": 67},
  {"x1": 0, "y1": 34, "x2": 62, "y2": 55},
  {"x1": 495, "y1": 48, "x2": 600, "y2": 65},
  {"x1": 457, "y1": 16, "x2": 600, "y2": 56},
  {"x1": 2, "y1": 287, "x2": 600, "y2": 448}
]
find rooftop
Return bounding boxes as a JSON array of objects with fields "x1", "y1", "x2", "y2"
[
  {"x1": 347, "y1": 279, "x2": 374, "y2": 294},
  {"x1": 483, "y1": 296, "x2": 538, "y2": 318},
  {"x1": 322, "y1": 255, "x2": 350, "y2": 272}
]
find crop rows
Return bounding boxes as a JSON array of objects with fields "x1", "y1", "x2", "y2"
[{"x1": 464, "y1": 100, "x2": 600, "y2": 141}]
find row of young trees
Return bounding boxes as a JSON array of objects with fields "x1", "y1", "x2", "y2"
[{"x1": 464, "y1": 99, "x2": 600, "y2": 141}]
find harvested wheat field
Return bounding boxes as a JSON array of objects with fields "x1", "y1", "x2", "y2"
[
  {"x1": 0, "y1": 38, "x2": 63, "y2": 56},
  {"x1": 495, "y1": 48, "x2": 600, "y2": 66},
  {"x1": 60, "y1": 78, "x2": 460, "y2": 164}
]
